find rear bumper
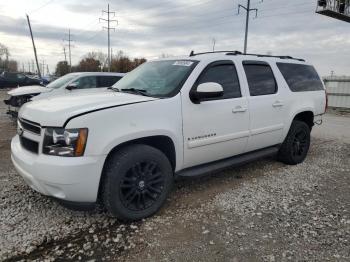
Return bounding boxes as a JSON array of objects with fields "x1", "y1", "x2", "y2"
[{"x1": 11, "y1": 135, "x2": 106, "y2": 203}]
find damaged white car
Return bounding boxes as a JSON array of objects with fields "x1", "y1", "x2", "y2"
[{"x1": 4, "y1": 72, "x2": 125, "y2": 117}]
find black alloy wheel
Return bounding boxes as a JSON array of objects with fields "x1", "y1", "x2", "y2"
[
  {"x1": 102, "y1": 144, "x2": 173, "y2": 221},
  {"x1": 119, "y1": 161, "x2": 165, "y2": 212},
  {"x1": 292, "y1": 129, "x2": 308, "y2": 157},
  {"x1": 278, "y1": 120, "x2": 311, "y2": 165}
]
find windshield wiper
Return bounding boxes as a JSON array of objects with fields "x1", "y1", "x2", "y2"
[
  {"x1": 121, "y1": 88, "x2": 151, "y2": 97},
  {"x1": 108, "y1": 87, "x2": 120, "y2": 92}
]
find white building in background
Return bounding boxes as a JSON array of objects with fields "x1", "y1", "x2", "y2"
[{"x1": 323, "y1": 76, "x2": 350, "y2": 109}]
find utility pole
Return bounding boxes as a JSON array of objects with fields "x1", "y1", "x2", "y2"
[
  {"x1": 26, "y1": 14, "x2": 41, "y2": 77},
  {"x1": 212, "y1": 38, "x2": 216, "y2": 52},
  {"x1": 238, "y1": 0, "x2": 259, "y2": 54},
  {"x1": 63, "y1": 46, "x2": 67, "y2": 62},
  {"x1": 100, "y1": 4, "x2": 118, "y2": 72},
  {"x1": 64, "y1": 30, "x2": 73, "y2": 71}
]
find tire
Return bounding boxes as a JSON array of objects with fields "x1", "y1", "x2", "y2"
[
  {"x1": 102, "y1": 144, "x2": 174, "y2": 221},
  {"x1": 278, "y1": 120, "x2": 311, "y2": 165}
]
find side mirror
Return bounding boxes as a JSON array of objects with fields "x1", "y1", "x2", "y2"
[
  {"x1": 190, "y1": 82, "x2": 224, "y2": 103},
  {"x1": 66, "y1": 82, "x2": 78, "y2": 90}
]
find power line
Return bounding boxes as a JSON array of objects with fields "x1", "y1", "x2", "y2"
[
  {"x1": 117, "y1": 0, "x2": 312, "y2": 29},
  {"x1": 29, "y1": 0, "x2": 55, "y2": 14},
  {"x1": 99, "y1": 4, "x2": 118, "y2": 72},
  {"x1": 117, "y1": 0, "x2": 216, "y2": 18}
]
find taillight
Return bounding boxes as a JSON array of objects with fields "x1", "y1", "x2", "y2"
[{"x1": 324, "y1": 90, "x2": 328, "y2": 113}]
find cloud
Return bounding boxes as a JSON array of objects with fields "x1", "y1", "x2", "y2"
[{"x1": 0, "y1": 0, "x2": 350, "y2": 75}]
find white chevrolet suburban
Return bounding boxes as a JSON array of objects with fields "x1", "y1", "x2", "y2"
[{"x1": 11, "y1": 51, "x2": 327, "y2": 221}]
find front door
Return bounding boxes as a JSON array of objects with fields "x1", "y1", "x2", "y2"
[
  {"x1": 67, "y1": 76, "x2": 100, "y2": 94},
  {"x1": 182, "y1": 60, "x2": 250, "y2": 168}
]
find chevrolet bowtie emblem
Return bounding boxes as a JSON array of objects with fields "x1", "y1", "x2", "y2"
[{"x1": 17, "y1": 122, "x2": 24, "y2": 136}]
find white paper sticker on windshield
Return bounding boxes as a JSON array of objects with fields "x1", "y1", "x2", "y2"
[{"x1": 173, "y1": 61, "x2": 194, "y2": 67}]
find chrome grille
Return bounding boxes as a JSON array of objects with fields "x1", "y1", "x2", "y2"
[
  {"x1": 19, "y1": 136, "x2": 39, "y2": 154},
  {"x1": 19, "y1": 118, "x2": 41, "y2": 135}
]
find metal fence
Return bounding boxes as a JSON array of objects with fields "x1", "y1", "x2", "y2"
[{"x1": 324, "y1": 76, "x2": 350, "y2": 109}]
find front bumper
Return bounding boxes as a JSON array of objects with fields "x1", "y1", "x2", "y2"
[
  {"x1": 11, "y1": 135, "x2": 106, "y2": 202},
  {"x1": 4, "y1": 97, "x2": 19, "y2": 117},
  {"x1": 6, "y1": 106, "x2": 18, "y2": 117}
]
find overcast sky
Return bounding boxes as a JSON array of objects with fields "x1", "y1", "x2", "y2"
[{"x1": 0, "y1": 0, "x2": 349, "y2": 76}]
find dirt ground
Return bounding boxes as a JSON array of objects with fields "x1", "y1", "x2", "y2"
[{"x1": 0, "y1": 90, "x2": 349, "y2": 261}]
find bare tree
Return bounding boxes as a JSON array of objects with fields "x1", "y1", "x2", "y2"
[
  {"x1": 0, "y1": 43, "x2": 10, "y2": 71},
  {"x1": 85, "y1": 52, "x2": 107, "y2": 71}
]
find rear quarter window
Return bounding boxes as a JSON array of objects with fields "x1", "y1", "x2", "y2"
[
  {"x1": 98, "y1": 76, "x2": 122, "y2": 87},
  {"x1": 277, "y1": 63, "x2": 324, "y2": 92}
]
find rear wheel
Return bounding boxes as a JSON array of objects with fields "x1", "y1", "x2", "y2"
[
  {"x1": 278, "y1": 120, "x2": 311, "y2": 165},
  {"x1": 102, "y1": 144, "x2": 173, "y2": 221}
]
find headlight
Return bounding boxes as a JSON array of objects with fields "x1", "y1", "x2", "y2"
[{"x1": 43, "y1": 128, "x2": 88, "y2": 157}]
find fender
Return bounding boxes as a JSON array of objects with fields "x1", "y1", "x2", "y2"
[
  {"x1": 283, "y1": 107, "x2": 315, "y2": 140},
  {"x1": 102, "y1": 129, "x2": 183, "y2": 172}
]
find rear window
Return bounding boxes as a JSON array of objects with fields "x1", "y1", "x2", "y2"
[
  {"x1": 98, "y1": 76, "x2": 122, "y2": 87},
  {"x1": 277, "y1": 63, "x2": 324, "y2": 92},
  {"x1": 243, "y1": 63, "x2": 277, "y2": 96}
]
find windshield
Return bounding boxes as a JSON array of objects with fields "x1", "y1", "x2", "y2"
[
  {"x1": 46, "y1": 74, "x2": 79, "y2": 89},
  {"x1": 112, "y1": 60, "x2": 198, "y2": 97}
]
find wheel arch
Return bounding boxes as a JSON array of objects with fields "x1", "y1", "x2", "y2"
[
  {"x1": 292, "y1": 110, "x2": 314, "y2": 130},
  {"x1": 97, "y1": 135, "x2": 177, "y2": 204},
  {"x1": 282, "y1": 109, "x2": 315, "y2": 142}
]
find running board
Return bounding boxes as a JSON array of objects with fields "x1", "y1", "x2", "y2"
[{"x1": 176, "y1": 146, "x2": 279, "y2": 178}]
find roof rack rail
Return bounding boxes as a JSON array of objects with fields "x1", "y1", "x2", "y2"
[
  {"x1": 188, "y1": 50, "x2": 305, "y2": 62},
  {"x1": 189, "y1": 50, "x2": 242, "y2": 57},
  {"x1": 245, "y1": 53, "x2": 305, "y2": 62}
]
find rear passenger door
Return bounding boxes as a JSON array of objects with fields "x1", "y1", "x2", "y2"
[
  {"x1": 182, "y1": 60, "x2": 250, "y2": 168},
  {"x1": 243, "y1": 61, "x2": 286, "y2": 152}
]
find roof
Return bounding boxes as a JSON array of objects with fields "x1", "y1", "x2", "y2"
[{"x1": 67, "y1": 72, "x2": 126, "y2": 77}]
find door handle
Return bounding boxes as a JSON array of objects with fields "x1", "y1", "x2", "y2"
[
  {"x1": 272, "y1": 101, "x2": 284, "y2": 107},
  {"x1": 232, "y1": 106, "x2": 247, "y2": 113}
]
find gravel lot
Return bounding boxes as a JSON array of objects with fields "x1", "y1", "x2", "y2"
[{"x1": 0, "y1": 90, "x2": 349, "y2": 261}]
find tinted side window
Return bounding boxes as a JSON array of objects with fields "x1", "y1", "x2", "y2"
[
  {"x1": 98, "y1": 76, "x2": 122, "y2": 87},
  {"x1": 243, "y1": 63, "x2": 277, "y2": 96},
  {"x1": 277, "y1": 63, "x2": 324, "y2": 92},
  {"x1": 196, "y1": 64, "x2": 241, "y2": 100},
  {"x1": 6, "y1": 73, "x2": 17, "y2": 81},
  {"x1": 74, "y1": 76, "x2": 97, "y2": 89}
]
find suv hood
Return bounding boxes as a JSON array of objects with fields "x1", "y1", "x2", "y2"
[
  {"x1": 19, "y1": 91, "x2": 157, "y2": 127},
  {"x1": 8, "y1": 85, "x2": 51, "y2": 96}
]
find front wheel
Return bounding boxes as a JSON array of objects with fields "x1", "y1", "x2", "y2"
[
  {"x1": 102, "y1": 144, "x2": 174, "y2": 221},
  {"x1": 278, "y1": 120, "x2": 311, "y2": 165}
]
